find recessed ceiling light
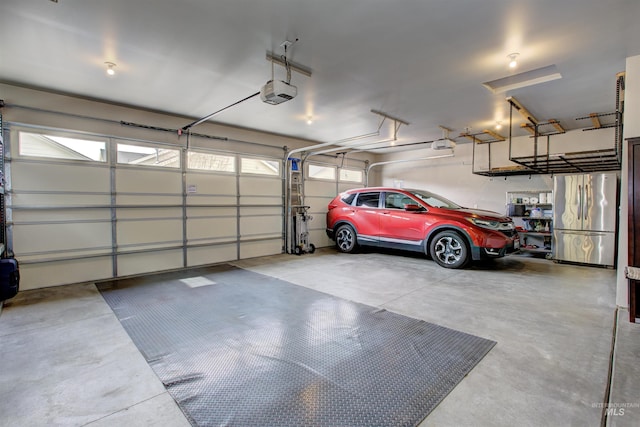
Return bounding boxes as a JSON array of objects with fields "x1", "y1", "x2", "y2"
[
  {"x1": 105, "y1": 62, "x2": 116, "y2": 76},
  {"x1": 508, "y1": 53, "x2": 519, "y2": 69},
  {"x1": 482, "y1": 65, "x2": 562, "y2": 93},
  {"x1": 306, "y1": 116, "x2": 313, "y2": 125},
  {"x1": 495, "y1": 121, "x2": 502, "y2": 130}
]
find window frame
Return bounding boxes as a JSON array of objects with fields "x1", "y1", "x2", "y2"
[
  {"x1": 383, "y1": 191, "x2": 416, "y2": 210},
  {"x1": 116, "y1": 142, "x2": 181, "y2": 169},
  {"x1": 307, "y1": 163, "x2": 337, "y2": 181},
  {"x1": 17, "y1": 130, "x2": 108, "y2": 163},
  {"x1": 186, "y1": 150, "x2": 236, "y2": 173},
  {"x1": 354, "y1": 191, "x2": 381, "y2": 208},
  {"x1": 240, "y1": 155, "x2": 281, "y2": 176},
  {"x1": 339, "y1": 168, "x2": 364, "y2": 183}
]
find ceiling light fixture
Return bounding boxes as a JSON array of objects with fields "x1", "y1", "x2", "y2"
[
  {"x1": 508, "y1": 53, "x2": 519, "y2": 69},
  {"x1": 495, "y1": 121, "x2": 502, "y2": 130},
  {"x1": 306, "y1": 116, "x2": 313, "y2": 125},
  {"x1": 105, "y1": 62, "x2": 116, "y2": 76},
  {"x1": 483, "y1": 65, "x2": 562, "y2": 93}
]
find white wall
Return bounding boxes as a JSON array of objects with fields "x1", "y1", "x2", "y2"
[{"x1": 617, "y1": 55, "x2": 640, "y2": 307}]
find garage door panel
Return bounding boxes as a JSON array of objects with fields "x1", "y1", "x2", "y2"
[
  {"x1": 13, "y1": 222, "x2": 112, "y2": 254},
  {"x1": 339, "y1": 183, "x2": 361, "y2": 193},
  {"x1": 187, "y1": 207, "x2": 236, "y2": 217},
  {"x1": 11, "y1": 162, "x2": 110, "y2": 193},
  {"x1": 116, "y1": 168, "x2": 182, "y2": 193},
  {"x1": 19, "y1": 257, "x2": 112, "y2": 291},
  {"x1": 240, "y1": 206, "x2": 280, "y2": 216},
  {"x1": 240, "y1": 196, "x2": 281, "y2": 205},
  {"x1": 304, "y1": 180, "x2": 337, "y2": 197},
  {"x1": 116, "y1": 207, "x2": 182, "y2": 220},
  {"x1": 186, "y1": 173, "x2": 236, "y2": 195},
  {"x1": 304, "y1": 195, "x2": 331, "y2": 213},
  {"x1": 240, "y1": 176, "x2": 281, "y2": 197},
  {"x1": 187, "y1": 195, "x2": 237, "y2": 206},
  {"x1": 117, "y1": 219, "x2": 182, "y2": 245},
  {"x1": 13, "y1": 208, "x2": 110, "y2": 222},
  {"x1": 19, "y1": 248, "x2": 112, "y2": 263},
  {"x1": 187, "y1": 217, "x2": 237, "y2": 240},
  {"x1": 240, "y1": 239, "x2": 282, "y2": 258},
  {"x1": 240, "y1": 217, "x2": 281, "y2": 236},
  {"x1": 116, "y1": 195, "x2": 182, "y2": 206},
  {"x1": 187, "y1": 244, "x2": 237, "y2": 267},
  {"x1": 117, "y1": 250, "x2": 183, "y2": 277},
  {"x1": 306, "y1": 213, "x2": 326, "y2": 231},
  {"x1": 11, "y1": 193, "x2": 110, "y2": 208}
]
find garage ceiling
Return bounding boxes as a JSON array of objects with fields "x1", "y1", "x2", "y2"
[{"x1": 1, "y1": 0, "x2": 639, "y2": 151}]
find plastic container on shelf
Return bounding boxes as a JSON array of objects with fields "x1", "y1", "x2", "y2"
[{"x1": 539, "y1": 193, "x2": 547, "y2": 204}]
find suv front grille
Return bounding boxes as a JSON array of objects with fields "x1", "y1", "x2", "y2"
[
  {"x1": 497, "y1": 222, "x2": 516, "y2": 238},
  {"x1": 500, "y1": 229, "x2": 517, "y2": 238}
]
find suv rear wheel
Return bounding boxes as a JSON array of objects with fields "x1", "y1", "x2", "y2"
[
  {"x1": 429, "y1": 230, "x2": 469, "y2": 269},
  {"x1": 335, "y1": 224, "x2": 358, "y2": 253}
]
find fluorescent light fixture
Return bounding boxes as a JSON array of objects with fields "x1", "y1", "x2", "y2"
[{"x1": 483, "y1": 65, "x2": 562, "y2": 93}]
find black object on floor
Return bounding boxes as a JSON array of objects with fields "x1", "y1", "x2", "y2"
[
  {"x1": 0, "y1": 257, "x2": 20, "y2": 301},
  {"x1": 98, "y1": 265, "x2": 495, "y2": 427}
]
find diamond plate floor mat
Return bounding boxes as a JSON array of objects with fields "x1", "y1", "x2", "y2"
[{"x1": 98, "y1": 265, "x2": 496, "y2": 427}]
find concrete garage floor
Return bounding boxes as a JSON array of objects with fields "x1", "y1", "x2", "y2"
[{"x1": 0, "y1": 248, "x2": 638, "y2": 426}]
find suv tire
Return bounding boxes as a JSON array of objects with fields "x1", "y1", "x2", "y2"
[
  {"x1": 429, "y1": 230, "x2": 469, "y2": 269},
  {"x1": 335, "y1": 224, "x2": 358, "y2": 253}
]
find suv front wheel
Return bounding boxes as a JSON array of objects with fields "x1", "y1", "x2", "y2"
[{"x1": 429, "y1": 230, "x2": 469, "y2": 269}]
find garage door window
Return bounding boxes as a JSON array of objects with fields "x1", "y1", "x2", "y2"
[
  {"x1": 117, "y1": 143, "x2": 180, "y2": 168},
  {"x1": 339, "y1": 168, "x2": 363, "y2": 183},
  {"x1": 241, "y1": 157, "x2": 279, "y2": 176},
  {"x1": 308, "y1": 164, "x2": 336, "y2": 180},
  {"x1": 187, "y1": 151, "x2": 235, "y2": 172},
  {"x1": 18, "y1": 131, "x2": 106, "y2": 162}
]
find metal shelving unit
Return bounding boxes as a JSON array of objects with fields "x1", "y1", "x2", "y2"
[{"x1": 506, "y1": 191, "x2": 553, "y2": 258}]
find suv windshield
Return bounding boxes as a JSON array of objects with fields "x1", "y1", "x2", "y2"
[{"x1": 407, "y1": 189, "x2": 461, "y2": 209}]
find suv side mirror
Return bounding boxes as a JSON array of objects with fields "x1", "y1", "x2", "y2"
[{"x1": 404, "y1": 204, "x2": 422, "y2": 211}]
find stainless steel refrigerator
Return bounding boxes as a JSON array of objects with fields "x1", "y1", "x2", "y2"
[{"x1": 553, "y1": 172, "x2": 618, "y2": 267}]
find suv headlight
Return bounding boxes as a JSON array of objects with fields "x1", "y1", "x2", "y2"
[{"x1": 468, "y1": 217, "x2": 501, "y2": 230}]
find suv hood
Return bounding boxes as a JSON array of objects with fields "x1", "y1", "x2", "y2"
[{"x1": 444, "y1": 207, "x2": 511, "y2": 221}]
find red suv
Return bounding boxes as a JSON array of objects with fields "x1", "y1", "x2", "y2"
[{"x1": 326, "y1": 187, "x2": 518, "y2": 268}]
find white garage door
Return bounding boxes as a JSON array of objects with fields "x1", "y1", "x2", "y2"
[{"x1": 7, "y1": 126, "x2": 284, "y2": 290}]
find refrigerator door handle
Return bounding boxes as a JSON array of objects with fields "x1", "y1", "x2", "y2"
[
  {"x1": 584, "y1": 184, "x2": 589, "y2": 222},
  {"x1": 577, "y1": 185, "x2": 582, "y2": 220}
]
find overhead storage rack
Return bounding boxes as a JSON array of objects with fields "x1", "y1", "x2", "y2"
[{"x1": 472, "y1": 73, "x2": 624, "y2": 177}]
